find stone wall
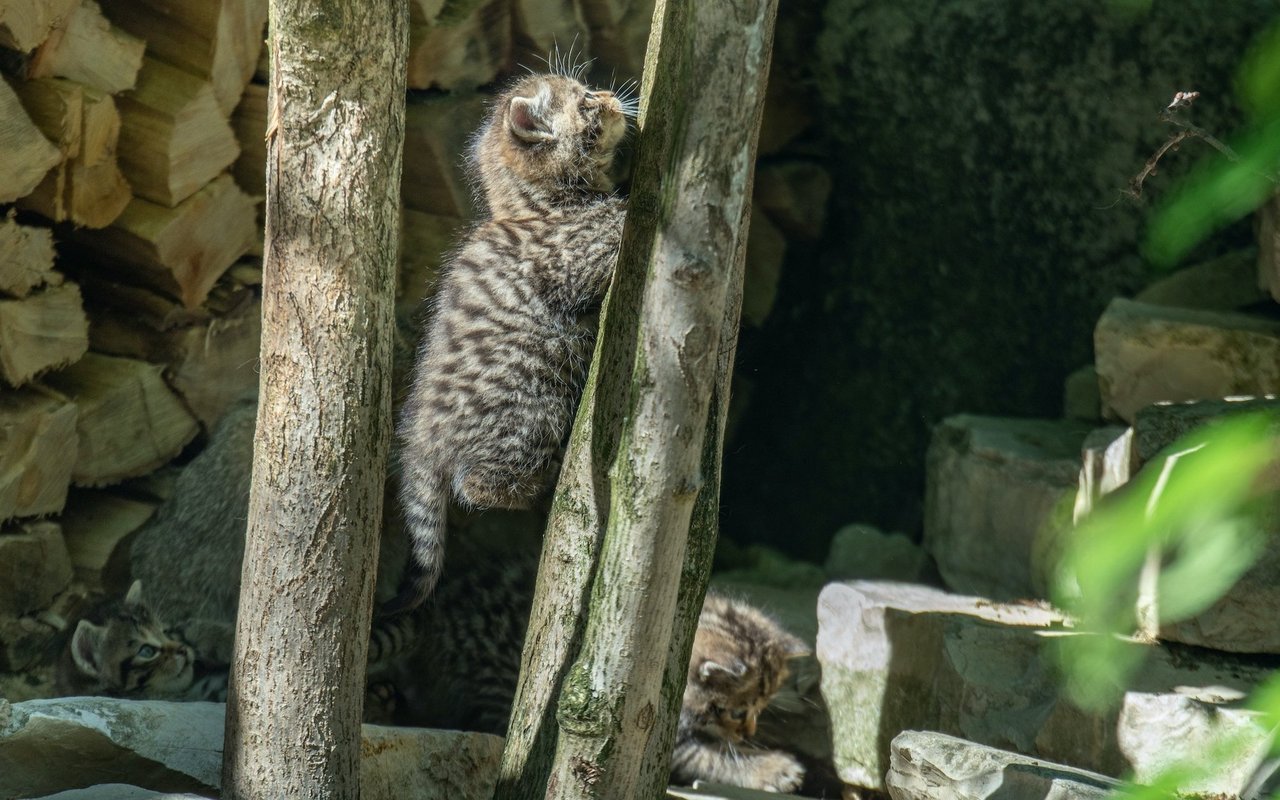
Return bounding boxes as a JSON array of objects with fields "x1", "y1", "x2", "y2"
[{"x1": 721, "y1": 0, "x2": 1277, "y2": 556}]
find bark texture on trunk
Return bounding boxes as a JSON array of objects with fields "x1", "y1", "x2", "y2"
[
  {"x1": 495, "y1": 1, "x2": 777, "y2": 797},
  {"x1": 220, "y1": 2, "x2": 407, "y2": 798}
]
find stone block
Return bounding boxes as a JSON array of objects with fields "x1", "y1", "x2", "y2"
[
  {"x1": 818, "y1": 581, "x2": 1067, "y2": 789},
  {"x1": 1136, "y1": 250, "x2": 1266, "y2": 312},
  {"x1": 1063, "y1": 365, "x2": 1101, "y2": 422},
  {"x1": 824, "y1": 523, "x2": 932, "y2": 583},
  {"x1": 1094, "y1": 298, "x2": 1280, "y2": 423},
  {"x1": 817, "y1": 581, "x2": 1269, "y2": 795},
  {"x1": 0, "y1": 521, "x2": 72, "y2": 617},
  {"x1": 0, "y1": 698, "x2": 504, "y2": 799},
  {"x1": 886, "y1": 731, "x2": 1117, "y2": 800},
  {"x1": 1127, "y1": 398, "x2": 1280, "y2": 653},
  {"x1": 33, "y1": 786, "x2": 206, "y2": 800},
  {"x1": 924, "y1": 416, "x2": 1090, "y2": 600},
  {"x1": 753, "y1": 160, "x2": 832, "y2": 241},
  {"x1": 1131, "y1": 396, "x2": 1280, "y2": 467}
]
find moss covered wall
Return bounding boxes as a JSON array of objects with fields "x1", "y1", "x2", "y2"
[{"x1": 722, "y1": 0, "x2": 1278, "y2": 558}]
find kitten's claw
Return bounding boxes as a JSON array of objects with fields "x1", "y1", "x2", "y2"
[{"x1": 757, "y1": 752, "x2": 805, "y2": 793}]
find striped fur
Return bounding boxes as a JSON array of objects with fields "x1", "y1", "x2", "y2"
[
  {"x1": 390, "y1": 71, "x2": 630, "y2": 613},
  {"x1": 670, "y1": 593, "x2": 811, "y2": 793},
  {"x1": 385, "y1": 545, "x2": 538, "y2": 734}
]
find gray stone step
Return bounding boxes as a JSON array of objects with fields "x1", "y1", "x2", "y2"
[
  {"x1": 817, "y1": 581, "x2": 1270, "y2": 795},
  {"x1": 886, "y1": 730, "x2": 1118, "y2": 800},
  {"x1": 0, "y1": 697, "x2": 502, "y2": 800},
  {"x1": 1094, "y1": 298, "x2": 1280, "y2": 423},
  {"x1": 924, "y1": 415, "x2": 1090, "y2": 600}
]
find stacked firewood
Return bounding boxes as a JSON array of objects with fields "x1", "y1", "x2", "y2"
[
  {"x1": 0, "y1": 0, "x2": 823, "y2": 689},
  {"x1": 0, "y1": 0, "x2": 268, "y2": 671}
]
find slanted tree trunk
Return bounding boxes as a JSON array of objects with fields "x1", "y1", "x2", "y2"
[
  {"x1": 220, "y1": 2, "x2": 407, "y2": 799},
  {"x1": 495, "y1": 1, "x2": 777, "y2": 797}
]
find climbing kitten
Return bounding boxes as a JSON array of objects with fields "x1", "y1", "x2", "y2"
[
  {"x1": 670, "y1": 593, "x2": 811, "y2": 793},
  {"x1": 391, "y1": 70, "x2": 630, "y2": 611},
  {"x1": 55, "y1": 580, "x2": 196, "y2": 699}
]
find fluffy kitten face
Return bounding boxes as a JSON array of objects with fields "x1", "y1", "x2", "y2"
[
  {"x1": 473, "y1": 73, "x2": 629, "y2": 215},
  {"x1": 683, "y1": 594, "x2": 810, "y2": 742},
  {"x1": 69, "y1": 580, "x2": 195, "y2": 697}
]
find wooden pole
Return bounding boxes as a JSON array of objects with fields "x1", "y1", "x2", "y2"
[
  {"x1": 220, "y1": 1, "x2": 408, "y2": 798},
  {"x1": 495, "y1": 0, "x2": 778, "y2": 796}
]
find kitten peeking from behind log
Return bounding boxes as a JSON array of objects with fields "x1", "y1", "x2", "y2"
[{"x1": 388, "y1": 66, "x2": 636, "y2": 613}]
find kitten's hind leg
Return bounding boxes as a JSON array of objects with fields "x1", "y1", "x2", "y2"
[{"x1": 455, "y1": 455, "x2": 559, "y2": 511}]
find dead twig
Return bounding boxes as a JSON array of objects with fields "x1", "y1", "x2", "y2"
[{"x1": 1120, "y1": 90, "x2": 1273, "y2": 204}]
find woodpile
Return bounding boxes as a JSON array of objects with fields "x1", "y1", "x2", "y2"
[
  {"x1": 0, "y1": 0, "x2": 823, "y2": 702},
  {"x1": 0, "y1": 0, "x2": 270, "y2": 642}
]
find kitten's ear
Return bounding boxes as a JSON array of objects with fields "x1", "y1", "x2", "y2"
[
  {"x1": 697, "y1": 658, "x2": 746, "y2": 682},
  {"x1": 71, "y1": 620, "x2": 105, "y2": 677},
  {"x1": 124, "y1": 579, "x2": 144, "y2": 606},
  {"x1": 508, "y1": 95, "x2": 554, "y2": 143},
  {"x1": 781, "y1": 632, "x2": 811, "y2": 659}
]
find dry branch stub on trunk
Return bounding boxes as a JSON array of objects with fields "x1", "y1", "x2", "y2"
[
  {"x1": 99, "y1": 0, "x2": 268, "y2": 116},
  {"x1": 26, "y1": 0, "x2": 143, "y2": 94},
  {"x1": 43, "y1": 351, "x2": 199, "y2": 487},
  {"x1": 71, "y1": 173, "x2": 257, "y2": 308},
  {"x1": 115, "y1": 58, "x2": 242, "y2": 207},
  {"x1": 0, "y1": 385, "x2": 78, "y2": 522}
]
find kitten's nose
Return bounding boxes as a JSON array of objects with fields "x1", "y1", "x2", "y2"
[{"x1": 592, "y1": 91, "x2": 622, "y2": 115}]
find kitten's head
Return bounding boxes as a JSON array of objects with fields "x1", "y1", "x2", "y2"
[
  {"x1": 69, "y1": 580, "x2": 195, "y2": 697},
  {"x1": 472, "y1": 71, "x2": 632, "y2": 216},
  {"x1": 683, "y1": 593, "x2": 810, "y2": 742}
]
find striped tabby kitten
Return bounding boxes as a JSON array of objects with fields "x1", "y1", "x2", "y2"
[
  {"x1": 55, "y1": 581, "x2": 196, "y2": 699},
  {"x1": 391, "y1": 69, "x2": 631, "y2": 612},
  {"x1": 671, "y1": 593, "x2": 810, "y2": 793}
]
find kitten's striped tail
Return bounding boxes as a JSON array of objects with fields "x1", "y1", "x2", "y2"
[{"x1": 382, "y1": 464, "x2": 448, "y2": 616}]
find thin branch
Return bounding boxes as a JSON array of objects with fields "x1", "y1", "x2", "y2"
[{"x1": 1121, "y1": 89, "x2": 1275, "y2": 203}]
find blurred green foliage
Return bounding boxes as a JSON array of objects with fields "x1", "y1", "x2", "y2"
[
  {"x1": 1053, "y1": 412, "x2": 1277, "y2": 797},
  {"x1": 1058, "y1": 13, "x2": 1280, "y2": 799}
]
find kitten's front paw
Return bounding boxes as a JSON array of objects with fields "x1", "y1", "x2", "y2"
[{"x1": 754, "y1": 751, "x2": 805, "y2": 794}]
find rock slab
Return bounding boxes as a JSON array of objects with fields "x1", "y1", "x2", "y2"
[
  {"x1": 1094, "y1": 298, "x2": 1280, "y2": 423},
  {"x1": 924, "y1": 415, "x2": 1090, "y2": 600},
  {"x1": 886, "y1": 730, "x2": 1118, "y2": 800},
  {"x1": 0, "y1": 697, "x2": 503, "y2": 800},
  {"x1": 817, "y1": 580, "x2": 1270, "y2": 795}
]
